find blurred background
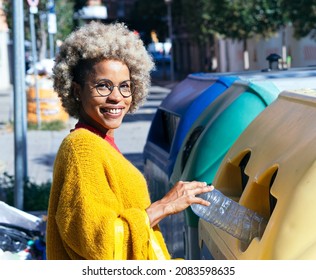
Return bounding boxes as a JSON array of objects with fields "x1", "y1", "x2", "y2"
[{"x1": 1, "y1": 0, "x2": 316, "y2": 90}]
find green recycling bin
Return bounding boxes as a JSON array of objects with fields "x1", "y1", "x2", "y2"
[{"x1": 170, "y1": 79, "x2": 280, "y2": 259}]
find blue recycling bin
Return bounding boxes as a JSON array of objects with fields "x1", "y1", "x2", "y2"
[
  {"x1": 144, "y1": 74, "x2": 238, "y2": 201},
  {"x1": 143, "y1": 74, "x2": 238, "y2": 257}
]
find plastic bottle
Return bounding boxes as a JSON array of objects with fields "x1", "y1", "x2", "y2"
[{"x1": 191, "y1": 188, "x2": 268, "y2": 245}]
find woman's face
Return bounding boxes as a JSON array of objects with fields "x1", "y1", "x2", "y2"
[{"x1": 75, "y1": 59, "x2": 132, "y2": 137}]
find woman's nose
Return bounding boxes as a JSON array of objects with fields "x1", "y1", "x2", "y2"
[{"x1": 107, "y1": 86, "x2": 123, "y2": 100}]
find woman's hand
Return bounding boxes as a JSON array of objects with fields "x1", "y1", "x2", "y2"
[
  {"x1": 146, "y1": 181, "x2": 213, "y2": 227},
  {"x1": 161, "y1": 181, "x2": 213, "y2": 214}
]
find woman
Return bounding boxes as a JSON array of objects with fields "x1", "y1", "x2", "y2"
[{"x1": 46, "y1": 21, "x2": 212, "y2": 260}]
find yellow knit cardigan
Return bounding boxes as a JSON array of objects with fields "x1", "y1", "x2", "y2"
[{"x1": 46, "y1": 128, "x2": 170, "y2": 260}]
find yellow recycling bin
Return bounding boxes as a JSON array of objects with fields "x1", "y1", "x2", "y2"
[{"x1": 199, "y1": 88, "x2": 316, "y2": 260}]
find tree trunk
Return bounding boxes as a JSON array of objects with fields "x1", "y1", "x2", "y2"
[{"x1": 243, "y1": 38, "x2": 249, "y2": 70}]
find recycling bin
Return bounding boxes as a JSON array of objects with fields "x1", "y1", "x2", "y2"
[
  {"x1": 143, "y1": 74, "x2": 238, "y2": 257},
  {"x1": 199, "y1": 88, "x2": 316, "y2": 259},
  {"x1": 169, "y1": 79, "x2": 280, "y2": 259}
]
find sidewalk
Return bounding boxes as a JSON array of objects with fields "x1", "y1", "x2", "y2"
[
  {"x1": 0, "y1": 86, "x2": 13, "y2": 130},
  {"x1": 0, "y1": 81, "x2": 175, "y2": 184}
]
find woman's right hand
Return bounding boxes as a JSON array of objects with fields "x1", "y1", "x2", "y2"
[{"x1": 146, "y1": 181, "x2": 213, "y2": 227}]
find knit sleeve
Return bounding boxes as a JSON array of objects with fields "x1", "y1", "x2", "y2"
[
  {"x1": 120, "y1": 209, "x2": 170, "y2": 259},
  {"x1": 53, "y1": 137, "x2": 121, "y2": 259}
]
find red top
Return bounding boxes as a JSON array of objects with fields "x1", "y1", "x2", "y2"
[{"x1": 72, "y1": 122, "x2": 121, "y2": 153}]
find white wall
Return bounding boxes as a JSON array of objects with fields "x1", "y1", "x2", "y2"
[
  {"x1": 216, "y1": 26, "x2": 316, "y2": 72},
  {"x1": 0, "y1": 31, "x2": 11, "y2": 90}
]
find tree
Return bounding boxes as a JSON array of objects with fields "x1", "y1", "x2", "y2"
[
  {"x1": 54, "y1": 0, "x2": 76, "y2": 41},
  {"x1": 172, "y1": 0, "x2": 218, "y2": 72},
  {"x1": 281, "y1": 0, "x2": 316, "y2": 39},
  {"x1": 3, "y1": 0, "x2": 75, "y2": 60},
  {"x1": 170, "y1": 0, "x2": 288, "y2": 71},
  {"x1": 174, "y1": 0, "x2": 210, "y2": 40},
  {"x1": 199, "y1": 0, "x2": 286, "y2": 69}
]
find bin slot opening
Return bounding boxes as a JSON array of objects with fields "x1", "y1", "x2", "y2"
[
  {"x1": 147, "y1": 109, "x2": 180, "y2": 153},
  {"x1": 181, "y1": 126, "x2": 204, "y2": 172},
  {"x1": 269, "y1": 169, "x2": 278, "y2": 215},
  {"x1": 162, "y1": 111, "x2": 180, "y2": 152},
  {"x1": 239, "y1": 152, "x2": 251, "y2": 192}
]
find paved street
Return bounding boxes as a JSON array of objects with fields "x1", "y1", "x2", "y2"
[{"x1": 0, "y1": 80, "x2": 174, "y2": 184}]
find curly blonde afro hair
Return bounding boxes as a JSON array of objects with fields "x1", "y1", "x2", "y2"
[{"x1": 53, "y1": 21, "x2": 155, "y2": 118}]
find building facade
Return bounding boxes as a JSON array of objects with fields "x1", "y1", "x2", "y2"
[{"x1": 0, "y1": 0, "x2": 10, "y2": 90}]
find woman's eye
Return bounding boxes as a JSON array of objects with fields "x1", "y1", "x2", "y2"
[
  {"x1": 120, "y1": 83, "x2": 129, "y2": 89},
  {"x1": 97, "y1": 82, "x2": 112, "y2": 90}
]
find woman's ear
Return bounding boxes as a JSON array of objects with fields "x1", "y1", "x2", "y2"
[{"x1": 72, "y1": 81, "x2": 81, "y2": 102}]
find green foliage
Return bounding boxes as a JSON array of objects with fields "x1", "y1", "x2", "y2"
[
  {"x1": 175, "y1": 0, "x2": 208, "y2": 41},
  {"x1": 0, "y1": 172, "x2": 51, "y2": 211},
  {"x1": 27, "y1": 120, "x2": 66, "y2": 131},
  {"x1": 193, "y1": 0, "x2": 285, "y2": 41},
  {"x1": 281, "y1": 0, "x2": 316, "y2": 39},
  {"x1": 171, "y1": 0, "x2": 288, "y2": 51},
  {"x1": 54, "y1": 0, "x2": 75, "y2": 41},
  {"x1": 31, "y1": 0, "x2": 76, "y2": 43},
  {"x1": 3, "y1": 0, "x2": 75, "y2": 53}
]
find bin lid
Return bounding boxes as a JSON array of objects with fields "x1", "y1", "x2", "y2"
[
  {"x1": 159, "y1": 74, "x2": 238, "y2": 116},
  {"x1": 168, "y1": 76, "x2": 239, "y2": 167}
]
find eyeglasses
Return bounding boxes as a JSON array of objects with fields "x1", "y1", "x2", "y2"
[{"x1": 92, "y1": 79, "x2": 135, "y2": 98}]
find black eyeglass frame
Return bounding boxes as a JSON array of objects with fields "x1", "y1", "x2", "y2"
[{"x1": 91, "y1": 79, "x2": 135, "y2": 98}]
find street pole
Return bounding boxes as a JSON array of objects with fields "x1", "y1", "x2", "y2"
[
  {"x1": 49, "y1": 33, "x2": 54, "y2": 58},
  {"x1": 29, "y1": 4, "x2": 41, "y2": 129},
  {"x1": 165, "y1": 0, "x2": 174, "y2": 81},
  {"x1": 12, "y1": 0, "x2": 28, "y2": 210},
  {"x1": 47, "y1": 0, "x2": 57, "y2": 58}
]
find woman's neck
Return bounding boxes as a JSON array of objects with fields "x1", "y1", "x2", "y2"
[{"x1": 78, "y1": 116, "x2": 114, "y2": 138}]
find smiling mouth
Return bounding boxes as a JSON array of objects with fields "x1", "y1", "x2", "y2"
[{"x1": 100, "y1": 108, "x2": 123, "y2": 115}]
